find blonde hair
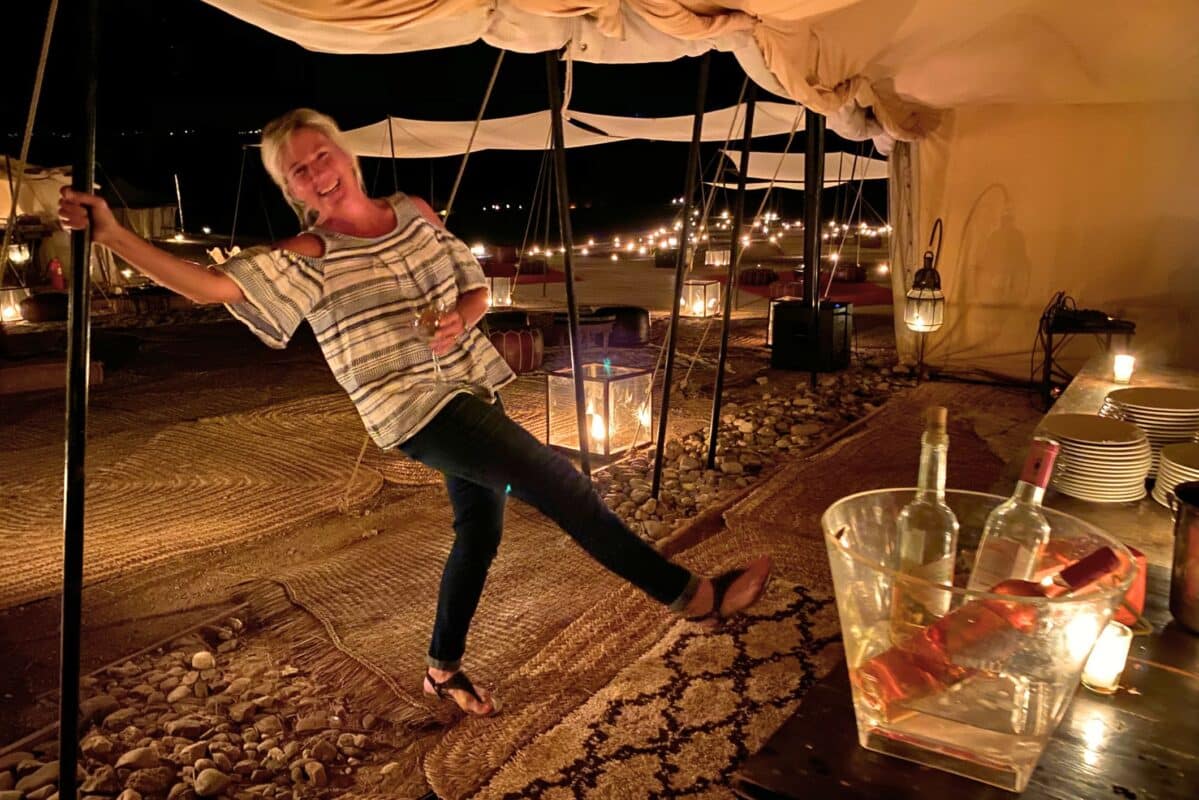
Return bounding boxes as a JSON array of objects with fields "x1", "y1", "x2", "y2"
[{"x1": 260, "y1": 108, "x2": 364, "y2": 227}]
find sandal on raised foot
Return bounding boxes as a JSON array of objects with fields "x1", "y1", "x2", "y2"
[
  {"x1": 423, "y1": 669, "x2": 501, "y2": 717},
  {"x1": 686, "y1": 558, "x2": 773, "y2": 626}
]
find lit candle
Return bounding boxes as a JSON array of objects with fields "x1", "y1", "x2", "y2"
[
  {"x1": 691, "y1": 299, "x2": 705, "y2": 316},
  {"x1": 1112, "y1": 354, "x2": 1135, "y2": 384},
  {"x1": 1081, "y1": 621, "x2": 1132, "y2": 695}
]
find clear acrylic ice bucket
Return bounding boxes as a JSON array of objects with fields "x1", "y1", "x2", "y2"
[{"x1": 822, "y1": 489, "x2": 1136, "y2": 792}]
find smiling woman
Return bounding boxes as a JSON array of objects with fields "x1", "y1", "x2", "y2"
[{"x1": 59, "y1": 106, "x2": 774, "y2": 719}]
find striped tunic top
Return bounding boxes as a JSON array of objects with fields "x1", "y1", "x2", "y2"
[{"x1": 219, "y1": 193, "x2": 515, "y2": 449}]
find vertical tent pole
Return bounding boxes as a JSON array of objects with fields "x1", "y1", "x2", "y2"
[
  {"x1": 802, "y1": 111, "x2": 826, "y2": 388},
  {"x1": 388, "y1": 119, "x2": 399, "y2": 194},
  {"x1": 652, "y1": 53, "x2": 710, "y2": 498},
  {"x1": 545, "y1": 51, "x2": 591, "y2": 477},
  {"x1": 228, "y1": 145, "x2": 248, "y2": 248},
  {"x1": 60, "y1": 1, "x2": 99, "y2": 797},
  {"x1": 706, "y1": 84, "x2": 756, "y2": 469}
]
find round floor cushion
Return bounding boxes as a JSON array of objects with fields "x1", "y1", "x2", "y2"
[
  {"x1": 592, "y1": 305, "x2": 650, "y2": 347},
  {"x1": 19, "y1": 292, "x2": 69, "y2": 323},
  {"x1": 484, "y1": 309, "x2": 531, "y2": 332},
  {"x1": 488, "y1": 328, "x2": 544, "y2": 374}
]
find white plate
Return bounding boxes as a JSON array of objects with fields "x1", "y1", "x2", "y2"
[
  {"x1": 1161, "y1": 444, "x2": 1199, "y2": 469},
  {"x1": 1106, "y1": 387, "x2": 1199, "y2": 411},
  {"x1": 1039, "y1": 414, "x2": 1147, "y2": 444}
]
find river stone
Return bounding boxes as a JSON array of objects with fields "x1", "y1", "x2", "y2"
[
  {"x1": 116, "y1": 747, "x2": 160, "y2": 771},
  {"x1": 81, "y1": 765, "x2": 119, "y2": 794},
  {"x1": 190, "y1": 652, "x2": 216, "y2": 671},
  {"x1": 193, "y1": 768, "x2": 229, "y2": 797},
  {"x1": 126, "y1": 766, "x2": 176, "y2": 795}
]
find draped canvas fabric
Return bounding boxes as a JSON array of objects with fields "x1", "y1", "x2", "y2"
[
  {"x1": 722, "y1": 151, "x2": 888, "y2": 183},
  {"x1": 203, "y1": 1, "x2": 1199, "y2": 144},
  {"x1": 342, "y1": 101, "x2": 805, "y2": 158},
  {"x1": 909, "y1": 102, "x2": 1199, "y2": 379}
]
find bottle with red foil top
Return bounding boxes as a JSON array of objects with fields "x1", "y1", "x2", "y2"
[
  {"x1": 965, "y1": 439, "x2": 1060, "y2": 593},
  {"x1": 855, "y1": 546, "x2": 1121, "y2": 720}
]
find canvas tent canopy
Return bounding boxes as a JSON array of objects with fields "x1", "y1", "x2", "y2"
[
  {"x1": 201, "y1": 0, "x2": 1199, "y2": 379},
  {"x1": 343, "y1": 101, "x2": 805, "y2": 159},
  {"x1": 722, "y1": 151, "x2": 887, "y2": 184}
]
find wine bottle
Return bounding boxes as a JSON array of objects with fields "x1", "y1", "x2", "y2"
[
  {"x1": 854, "y1": 546, "x2": 1120, "y2": 720},
  {"x1": 965, "y1": 439, "x2": 1060, "y2": 593},
  {"x1": 893, "y1": 406, "x2": 961, "y2": 635}
]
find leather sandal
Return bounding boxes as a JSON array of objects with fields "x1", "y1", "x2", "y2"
[
  {"x1": 423, "y1": 669, "x2": 501, "y2": 716},
  {"x1": 686, "y1": 561, "x2": 772, "y2": 626}
]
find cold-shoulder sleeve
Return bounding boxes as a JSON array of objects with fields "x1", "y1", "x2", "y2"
[
  {"x1": 218, "y1": 245, "x2": 323, "y2": 349},
  {"x1": 435, "y1": 228, "x2": 488, "y2": 295}
]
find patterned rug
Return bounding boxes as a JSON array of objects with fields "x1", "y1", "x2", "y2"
[{"x1": 468, "y1": 580, "x2": 842, "y2": 800}]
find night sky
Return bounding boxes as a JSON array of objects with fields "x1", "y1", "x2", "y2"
[{"x1": 3, "y1": 0, "x2": 886, "y2": 245}]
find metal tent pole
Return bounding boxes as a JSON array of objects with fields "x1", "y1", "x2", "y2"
[
  {"x1": 802, "y1": 111, "x2": 826, "y2": 388},
  {"x1": 545, "y1": 51, "x2": 591, "y2": 477},
  {"x1": 60, "y1": 2, "x2": 99, "y2": 797},
  {"x1": 229, "y1": 145, "x2": 247, "y2": 248},
  {"x1": 706, "y1": 84, "x2": 755, "y2": 469},
  {"x1": 652, "y1": 53, "x2": 710, "y2": 498},
  {"x1": 388, "y1": 119, "x2": 399, "y2": 194}
]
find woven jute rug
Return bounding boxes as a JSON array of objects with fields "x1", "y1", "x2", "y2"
[
  {"x1": 722, "y1": 382, "x2": 1011, "y2": 546},
  {"x1": 0, "y1": 391, "x2": 384, "y2": 610}
]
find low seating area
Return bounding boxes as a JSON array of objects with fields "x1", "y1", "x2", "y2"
[{"x1": 484, "y1": 304, "x2": 650, "y2": 375}]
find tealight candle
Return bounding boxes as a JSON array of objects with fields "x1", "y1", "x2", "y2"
[
  {"x1": 1081, "y1": 621, "x2": 1132, "y2": 694},
  {"x1": 1112, "y1": 354, "x2": 1135, "y2": 384}
]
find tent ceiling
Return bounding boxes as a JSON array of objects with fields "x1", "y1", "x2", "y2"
[
  {"x1": 202, "y1": 1, "x2": 1199, "y2": 146},
  {"x1": 342, "y1": 101, "x2": 804, "y2": 158},
  {"x1": 722, "y1": 151, "x2": 888, "y2": 183}
]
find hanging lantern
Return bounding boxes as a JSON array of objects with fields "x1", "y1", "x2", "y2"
[
  {"x1": 487, "y1": 275, "x2": 514, "y2": 307},
  {"x1": 546, "y1": 362, "x2": 654, "y2": 457},
  {"x1": 904, "y1": 219, "x2": 946, "y2": 333},
  {"x1": 680, "y1": 278, "x2": 721, "y2": 318}
]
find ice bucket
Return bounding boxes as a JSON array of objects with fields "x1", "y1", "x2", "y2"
[{"x1": 822, "y1": 489, "x2": 1136, "y2": 792}]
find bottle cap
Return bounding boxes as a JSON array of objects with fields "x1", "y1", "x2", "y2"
[
  {"x1": 925, "y1": 406, "x2": 948, "y2": 434},
  {"x1": 1019, "y1": 438, "x2": 1060, "y2": 488}
]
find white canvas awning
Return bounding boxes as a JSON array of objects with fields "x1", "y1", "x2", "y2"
[
  {"x1": 722, "y1": 151, "x2": 888, "y2": 183},
  {"x1": 705, "y1": 179, "x2": 851, "y2": 191},
  {"x1": 343, "y1": 101, "x2": 804, "y2": 159},
  {"x1": 202, "y1": 1, "x2": 1199, "y2": 146}
]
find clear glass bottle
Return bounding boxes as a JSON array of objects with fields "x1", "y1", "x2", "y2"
[
  {"x1": 966, "y1": 438, "x2": 1060, "y2": 592},
  {"x1": 893, "y1": 406, "x2": 960, "y2": 636}
]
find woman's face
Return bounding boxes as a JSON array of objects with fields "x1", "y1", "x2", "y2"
[{"x1": 281, "y1": 127, "x2": 357, "y2": 220}]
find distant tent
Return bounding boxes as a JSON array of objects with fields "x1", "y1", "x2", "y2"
[
  {"x1": 1, "y1": 157, "x2": 117, "y2": 285},
  {"x1": 342, "y1": 101, "x2": 805, "y2": 158},
  {"x1": 100, "y1": 175, "x2": 179, "y2": 241}
]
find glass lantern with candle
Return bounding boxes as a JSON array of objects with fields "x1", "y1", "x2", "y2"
[
  {"x1": 680, "y1": 278, "x2": 721, "y2": 318},
  {"x1": 1081, "y1": 620, "x2": 1132, "y2": 694},
  {"x1": 1112, "y1": 354, "x2": 1135, "y2": 384},
  {"x1": 487, "y1": 275, "x2": 514, "y2": 307},
  {"x1": 546, "y1": 363, "x2": 654, "y2": 457}
]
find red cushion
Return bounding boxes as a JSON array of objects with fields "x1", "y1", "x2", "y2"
[{"x1": 488, "y1": 328, "x2": 544, "y2": 375}]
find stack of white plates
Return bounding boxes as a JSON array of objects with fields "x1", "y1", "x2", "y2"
[
  {"x1": 1038, "y1": 414, "x2": 1152, "y2": 503},
  {"x1": 1153, "y1": 443, "x2": 1199, "y2": 507},
  {"x1": 1101, "y1": 387, "x2": 1199, "y2": 475}
]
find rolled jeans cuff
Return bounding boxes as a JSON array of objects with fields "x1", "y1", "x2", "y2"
[
  {"x1": 426, "y1": 655, "x2": 462, "y2": 671},
  {"x1": 667, "y1": 572, "x2": 702, "y2": 613}
]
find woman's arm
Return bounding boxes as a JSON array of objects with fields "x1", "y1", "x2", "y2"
[{"x1": 60, "y1": 188, "x2": 246, "y2": 305}]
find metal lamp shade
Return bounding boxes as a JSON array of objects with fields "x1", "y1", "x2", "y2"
[
  {"x1": 904, "y1": 287, "x2": 945, "y2": 332},
  {"x1": 904, "y1": 258, "x2": 945, "y2": 333}
]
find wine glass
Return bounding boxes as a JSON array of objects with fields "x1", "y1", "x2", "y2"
[{"x1": 413, "y1": 298, "x2": 446, "y2": 381}]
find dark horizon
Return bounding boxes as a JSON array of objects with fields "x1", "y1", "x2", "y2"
[{"x1": 3, "y1": 0, "x2": 888, "y2": 246}]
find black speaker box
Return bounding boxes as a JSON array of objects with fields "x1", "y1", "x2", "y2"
[{"x1": 770, "y1": 299, "x2": 852, "y2": 372}]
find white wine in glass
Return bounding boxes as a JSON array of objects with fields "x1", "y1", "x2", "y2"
[{"x1": 413, "y1": 299, "x2": 445, "y2": 381}]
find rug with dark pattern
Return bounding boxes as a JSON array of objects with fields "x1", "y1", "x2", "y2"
[{"x1": 469, "y1": 579, "x2": 842, "y2": 800}]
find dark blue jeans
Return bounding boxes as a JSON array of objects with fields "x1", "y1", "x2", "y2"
[{"x1": 399, "y1": 392, "x2": 698, "y2": 670}]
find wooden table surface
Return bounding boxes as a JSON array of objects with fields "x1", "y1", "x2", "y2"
[{"x1": 733, "y1": 564, "x2": 1199, "y2": 800}]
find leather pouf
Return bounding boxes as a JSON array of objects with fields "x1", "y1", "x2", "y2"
[
  {"x1": 592, "y1": 305, "x2": 650, "y2": 347},
  {"x1": 488, "y1": 328, "x2": 544, "y2": 375},
  {"x1": 19, "y1": 292, "x2": 69, "y2": 323}
]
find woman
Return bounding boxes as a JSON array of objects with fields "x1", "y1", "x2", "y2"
[{"x1": 59, "y1": 109, "x2": 771, "y2": 717}]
